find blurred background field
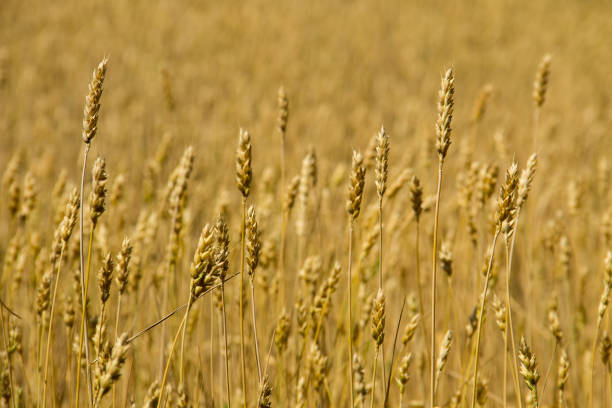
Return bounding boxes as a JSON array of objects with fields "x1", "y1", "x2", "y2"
[{"x1": 1, "y1": 0, "x2": 612, "y2": 406}]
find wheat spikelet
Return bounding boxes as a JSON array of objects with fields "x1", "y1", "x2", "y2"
[
  {"x1": 114, "y1": 237, "x2": 132, "y2": 296},
  {"x1": 557, "y1": 348, "x2": 569, "y2": 406},
  {"x1": 97, "y1": 253, "x2": 114, "y2": 306},
  {"x1": 601, "y1": 331, "x2": 611, "y2": 366},
  {"x1": 82, "y1": 58, "x2": 108, "y2": 144},
  {"x1": 435, "y1": 330, "x2": 453, "y2": 392},
  {"x1": 236, "y1": 128, "x2": 252, "y2": 198},
  {"x1": 309, "y1": 343, "x2": 329, "y2": 391},
  {"x1": 296, "y1": 376, "x2": 307, "y2": 408},
  {"x1": 189, "y1": 225, "x2": 217, "y2": 298},
  {"x1": 495, "y1": 161, "x2": 519, "y2": 231},
  {"x1": 410, "y1": 175, "x2": 423, "y2": 221},
  {"x1": 439, "y1": 241, "x2": 453, "y2": 278},
  {"x1": 402, "y1": 313, "x2": 421, "y2": 346},
  {"x1": 517, "y1": 153, "x2": 538, "y2": 209},
  {"x1": 519, "y1": 336, "x2": 540, "y2": 405},
  {"x1": 283, "y1": 175, "x2": 301, "y2": 214},
  {"x1": 347, "y1": 151, "x2": 366, "y2": 221},
  {"x1": 246, "y1": 205, "x2": 261, "y2": 278},
  {"x1": 60, "y1": 188, "x2": 80, "y2": 244},
  {"x1": 36, "y1": 269, "x2": 52, "y2": 321},
  {"x1": 436, "y1": 68, "x2": 455, "y2": 161},
  {"x1": 274, "y1": 309, "x2": 291, "y2": 354},
  {"x1": 143, "y1": 381, "x2": 160, "y2": 408},
  {"x1": 375, "y1": 126, "x2": 389, "y2": 199},
  {"x1": 471, "y1": 84, "x2": 493, "y2": 124},
  {"x1": 476, "y1": 378, "x2": 488, "y2": 406},
  {"x1": 19, "y1": 171, "x2": 36, "y2": 223},
  {"x1": 94, "y1": 333, "x2": 129, "y2": 403},
  {"x1": 492, "y1": 294, "x2": 506, "y2": 333},
  {"x1": 396, "y1": 353, "x2": 413, "y2": 395},
  {"x1": 371, "y1": 289, "x2": 386, "y2": 347},
  {"x1": 89, "y1": 157, "x2": 108, "y2": 227},
  {"x1": 533, "y1": 54, "x2": 552, "y2": 108},
  {"x1": 258, "y1": 376, "x2": 272, "y2": 408},
  {"x1": 547, "y1": 296, "x2": 563, "y2": 344},
  {"x1": 352, "y1": 352, "x2": 368, "y2": 405},
  {"x1": 277, "y1": 86, "x2": 289, "y2": 136},
  {"x1": 213, "y1": 216, "x2": 230, "y2": 280}
]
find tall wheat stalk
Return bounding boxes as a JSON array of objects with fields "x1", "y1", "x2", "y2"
[
  {"x1": 431, "y1": 68, "x2": 454, "y2": 408},
  {"x1": 532, "y1": 54, "x2": 551, "y2": 151},
  {"x1": 246, "y1": 205, "x2": 263, "y2": 382},
  {"x1": 75, "y1": 57, "x2": 108, "y2": 408},
  {"x1": 471, "y1": 163, "x2": 518, "y2": 408},
  {"x1": 375, "y1": 126, "x2": 389, "y2": 393},
  {"x1": 43, "y1": 189, "x2": 79, "y2": 407},
  {"x1": 277, "y1": 87, "x2": 289, "y2": 304},
  {"x1": 236, "y1": 128, "x2": 252, "y2": 406},
  {"x1": 505, "y1": 154, "x2": 538, "y2": 408},
  {"x1": 347, "y1": 150, "x2": 365, "y2": 408}
]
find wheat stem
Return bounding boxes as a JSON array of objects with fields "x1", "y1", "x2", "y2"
[
  {"x1": 369, "y1": 347, "x2": 379, "y2": 408},
  {"x1": 471, "y1": 230, "x2": 500, "y2": 408},
  {"x1": 42, "y1": 243, "x2": 66, "y2": 408},
  {"x1": 348, "y1": 220, "x2": 355, "y2": 408},
  {"x1": 415, "y1": 220, "x2": 429, "y2": 356},
  {"x1": 431, "y1": 161, "x2": 443, "y2": 408},
  {"x1": 179, "y1": 293, "x2": 193, "y2": 387},
  {"x1": 76, "y1": 226, "x2": 95, "y2": 408},
  {"x1": 111, "y1": 291, "x2": 122, "y2": 408},
  {"x1": 505, "y1": 243, "x2": 524, "y2": 408},
  {"x1": 250, "y1": 278, "x2": 262, "y2": 382},
  {"x1": 221, "y1": 282, "x2": 231, "y2": 407},
  {"x1": 239, "y1": 197, "x2": 247, "y2": 406},
  {"x1": 159, "y1": 312, "x2": 188, "y2": 407},
  {"x1": 378, "y1": 199, "x2": 387, "y2": 395}
]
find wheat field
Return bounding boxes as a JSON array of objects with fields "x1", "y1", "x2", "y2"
[{"x1": 1, "y1": 0, "x2": 612, "y2": 407}]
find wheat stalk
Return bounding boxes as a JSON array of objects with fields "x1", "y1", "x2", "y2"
[
  {"x1": 347, "y1": 150, "x2": 366, "y2": 408},
  {"x1": 76, "y1": 57, "x2": 107, "y2": 408},
  {"x1": 431, "y1": 67, "x2": 455, "y2": 408}
]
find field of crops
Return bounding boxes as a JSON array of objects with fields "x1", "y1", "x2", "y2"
[{"x1": 2, "y1": 1, "x2": 612, "y2": 407}]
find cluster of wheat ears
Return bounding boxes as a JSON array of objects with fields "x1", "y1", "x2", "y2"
[{"x1": 1, "y1": 49, "x2": 612, "y2": 408}]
